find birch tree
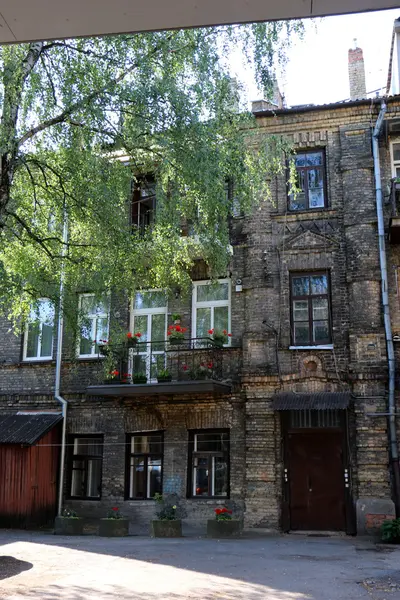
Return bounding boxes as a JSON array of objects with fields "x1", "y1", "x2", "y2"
[{"x1": 0, "y1": 24, "x2": 302, "y2": 323}]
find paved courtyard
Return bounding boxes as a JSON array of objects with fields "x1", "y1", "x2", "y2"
[{"x1": 0, "y1": 531, "x2": 400, "y2": 600}]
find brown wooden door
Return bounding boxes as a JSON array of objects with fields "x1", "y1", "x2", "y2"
[{"x1": 287, "y1": 431, "x2": 346, "y2": 531}]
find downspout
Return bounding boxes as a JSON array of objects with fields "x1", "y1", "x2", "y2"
[
  {"x1": 55, "y1": 210, "x2": 68, "y2": 516},
  {"x1": 372, "y1": 99, "x2": 400, "y2": 512}
]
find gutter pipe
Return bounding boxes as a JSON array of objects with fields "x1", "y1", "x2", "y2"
[
  {"x1": 372, "y1": 98, "x2": 400, "y2": 513},
  {"x1": 55, "y1": 210, "x2": 68, "y2": 516}
]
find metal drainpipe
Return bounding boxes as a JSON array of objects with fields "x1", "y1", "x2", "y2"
[
  {"x1": 55, "y1": 210, "x2": 68, "y2": 516},
  {"x1": 372, "y1": 99, "x2": 400, "y2": 512}
]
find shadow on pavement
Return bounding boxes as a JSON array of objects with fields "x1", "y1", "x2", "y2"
[{"x1": 0, "y1": 555, "x2": 33, "y2": 580}]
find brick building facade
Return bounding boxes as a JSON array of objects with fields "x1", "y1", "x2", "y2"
[{"x1": 1, "y1": 94, "x2": 400, "y2": 534}]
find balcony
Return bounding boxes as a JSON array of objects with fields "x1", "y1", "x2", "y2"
[
  {"x1": 389, "y1": 179, "x2": 400, "y2": 243},
  {"x1": 86, "y1": 338, "x2": 238, "y2": 397}
]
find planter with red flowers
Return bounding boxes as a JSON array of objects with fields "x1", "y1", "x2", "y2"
[
  {"x1": 207, "y1": 507, "x2": 242, "y2": 538},
  {"x1": 98, "y1": 508, "x2": 129, "y2": 537},
  {"x1": 105, "y1": 369, "x2": 121, "y2": 384},
  {"x1": 126, "y1": 331, "x2": 142, "y2": 348},
  {"x1": 167, "y1": 324, "x2": 188, "y2": 345},
  {"x1": 208, "y1": 329, "x2": 232, "y2": 348}
]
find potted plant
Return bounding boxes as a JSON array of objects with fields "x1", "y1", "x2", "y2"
[
  {"x1": 207, "y1": 507, "x2": 241, "y2": 538},
  {"x1": 104, "y1": 369, "x2": 121, "y2": 384},
  {"x1": 381, "y1": 518, "x2": 400, "y2": 543},
  {"x1": 132, "y1": 372, "x2": 147, "y2": 384},
  {"x1": 151, "y1": 493, "x2": 182, "y2": 537},
  {"x1": 121, "y1": 372, "x2": 132, "y2": 384},
  {"x1": 208, "y1": 329, "x2": 232, "y2": 348},
  {"x1": 99, "y1": 507, "x2": 129, "y2": 537},
  {"x1": 186, "y1": 362, "x2": 213, "y2": 380},
  {"x1": 167, "y1": 324, "x2": 188, "y2": 345},
  {"x1": 157, "y1": 368, "x2": 172, "y2": 383},
  {"x1": 126, "y1": 331, "x2": 142, "y2": 348},
  {"x1": 54, "y1": 508, "x2": 84, "y2": 535},
  {"x1": 171, "y1": 313, "x2": 181, "y2": 324},
  {"x1": 98, "y1": 339, "x2": 110, "y2": 356}
]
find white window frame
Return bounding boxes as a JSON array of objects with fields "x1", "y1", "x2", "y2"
[
  {"x1": 390, "y1": 140, "x2": 400, "y2": 178},
  {"x1": 23, "y1": 298, "x2": 54, "y2": 362},
  {"x1": 130, "y1": 290, "x2": 168, "y2": 380},
  {"x1": 77, "y1": 293, "x2": 110, "y2": 359},
  {"x1": 191, "y1": 279, "x2": 231, "y2": 345}
]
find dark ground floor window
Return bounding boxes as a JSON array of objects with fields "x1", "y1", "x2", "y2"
[
  {"x1": 188, "y1": 430, "x2": 229, "y2": 498},
  {"x1": 126, "y1": 432, "x2": 163, "y2": 499},
  {"x1": 69, "y1": 435, "x2": 103, "y2": 499}
]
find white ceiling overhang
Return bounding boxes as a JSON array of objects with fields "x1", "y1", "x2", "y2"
[{"x1": 0, "y1": 0, "x2": 398, "y2": 43}]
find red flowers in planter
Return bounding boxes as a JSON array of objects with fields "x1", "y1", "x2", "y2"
[
  {"x1": 214, "y1": 507, "x2": 233, "y2": 521},
  {"x1": 127, "y1": 331, "x2": 142, "y2": 339}
]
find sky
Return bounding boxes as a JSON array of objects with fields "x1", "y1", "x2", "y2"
[{"x1": 233, "y1": 8, "x2": 400, "y2": 108}]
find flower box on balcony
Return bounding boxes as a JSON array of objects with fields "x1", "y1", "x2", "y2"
[
  {"x1": 132, "y1": 375, "x2": 147, "y2": 384},
  {"x1": 157, "y1": 375, "x2": 172, "y2": 383}
]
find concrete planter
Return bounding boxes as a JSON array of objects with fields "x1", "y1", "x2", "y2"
[
  {"x1": 98, "y1": 518, "x2": 129, "y2": 537},
  {"x1": 54, "y1": 516, "x2": 84, "y2": 535},
  {"x1": 151, "y1": 519, "x2": 182, "y2": 537},
  {"x1": 207, "y1": 519, "x2": 241, "y2": 538}
]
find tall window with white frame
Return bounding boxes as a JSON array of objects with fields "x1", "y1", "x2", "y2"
[
  {"x1": 192, "y1": 280, "x2": 230, "y2": 344},
  {"x1": 391, "y1": 141, "x2": 400, "y2": 177},
  {"x1": 290, "y1": 272, "x2": 332, "y2": 347},
  {"x1": 188, "y1": 430, "x2": 229, "y2": 498},
  {"x1": 131, "y1": 291, "x2": 167, "y2": 380},
  {"x1": 23, "y1": 299, "x2": 54, "y2": 361},
  {"x1": 126, "y1": 432, "x2": 163, "y2": 499},
  {"x1": 78, "y1": 294, "x2": 110, "y2": 357}
]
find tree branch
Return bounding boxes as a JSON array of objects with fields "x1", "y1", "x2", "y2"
[{"x1": 18, "y1": 33, "x2": 176, "y2": 148}]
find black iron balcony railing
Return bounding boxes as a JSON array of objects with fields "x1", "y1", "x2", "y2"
[{"x1": 98, "y1": 337, "x2": 234, "y2": 385}]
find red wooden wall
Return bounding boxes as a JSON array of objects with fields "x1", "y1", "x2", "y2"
[{"x1": 0, "y1": 426, "x2": 60, "y2": 528}]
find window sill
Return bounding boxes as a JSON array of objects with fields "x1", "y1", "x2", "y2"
[
  {"x1": 68, "y1": 497, "x2": 102, "y2": 501},
  {"x1": 289, "y1": 345, "x2": 333, "y2": 350},
  {"x1": 187, "y1": 496, "x2": 230, "y2": 501},
  {"x1": 77, "y1": 355, "x2": 104, "y2": 360},
  {"x1": 22, "y1": 358, "x2": 54, "y2": 363}
]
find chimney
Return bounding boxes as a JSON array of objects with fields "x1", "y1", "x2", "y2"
[
  {"x1": 348, "y1": 40, "x2": 366, "y2": 100},
  {"x1": 251, "y1": 80, "x2": 285, "y2": 114}
]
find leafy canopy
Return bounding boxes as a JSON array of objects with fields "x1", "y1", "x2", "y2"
[{"x1": 0, "y1": 23, "x2": 303, "y2": 325}]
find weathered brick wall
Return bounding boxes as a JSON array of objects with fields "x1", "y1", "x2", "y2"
[{"x1": 1, "y1": 98, "x2": 400, "y2": 532}]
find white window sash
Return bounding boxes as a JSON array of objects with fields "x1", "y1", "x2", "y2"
[
  {"x1": 23, "y1": 298, "x2": 54, "y2": 361},
  {"x1": 191, "y1": 279, "x2": 231, "y2": 344},
  {"x1": 78, "y1": 293, "x2": 110, "y2": 358},
  {"x1": 130, "y1": 290, "x2": 168, "y2": 381},
  {"x1": 390, "y1": 140, "x2": 400, "y2": 178}
]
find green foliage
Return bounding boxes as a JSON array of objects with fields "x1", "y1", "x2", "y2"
[
  {"x1": 154, "y1": 493, "x2": 179, "y2": 521},
  {"x1": 106, "y1": 507, "x2": 124, "y2": 519},
  {"x1": 381, "y1": 518, "x2": 400, "y2": 543},
  {"x1": 0, "y1": 24, "x2": 303, "y2": 327},
  {"x1": 62, "y1": 507, "x2": 78, "y2": 518}
]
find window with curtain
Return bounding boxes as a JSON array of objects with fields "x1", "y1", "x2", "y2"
[{"x1": 288, "y1": 150, "x2": 326, "y2": 211}]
